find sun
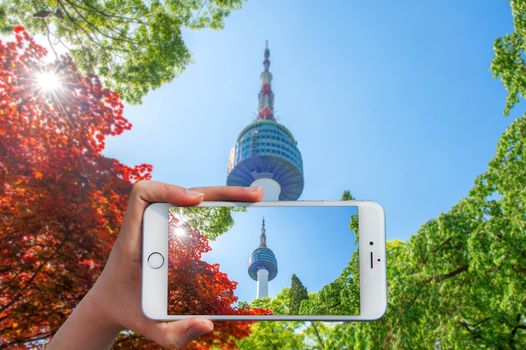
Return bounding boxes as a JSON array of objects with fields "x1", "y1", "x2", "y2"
[
  {"x1": 170, "y1": 211, "x2": 189, "y2": 239},
  {"x1": 172, "y1": 226, "x2": 188, "y2": 238},
  {"x1": 36, "y1": 71, "x2": 60, "y2": 91}
]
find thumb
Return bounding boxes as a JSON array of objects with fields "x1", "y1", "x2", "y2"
[{"x1": 145, "y1": 318, "x2": 214, "y2": 349}]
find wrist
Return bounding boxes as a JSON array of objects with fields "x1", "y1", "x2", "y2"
[
  {"x1": 81, "y1": 288, "x2": 124, "y2": 335},
  {"x1": 48, "y1": 287, "x2": 122, "y2": 350}
]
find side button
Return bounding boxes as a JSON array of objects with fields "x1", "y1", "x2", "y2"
[{"x1": 147, "y1": 252, "x2": 164, "y2": 269}]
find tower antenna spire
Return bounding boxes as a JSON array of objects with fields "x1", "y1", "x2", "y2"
[
  {"x1": 258, "y1": 40, "x2": 275, "y2": 120},
  {"x1": 260, "y1": 217, "x2": 267, "y2": 247}
]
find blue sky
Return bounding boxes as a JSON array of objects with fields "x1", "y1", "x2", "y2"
[
  {"x1": 198, "y1": 206, "x2": 358, "y2": 305},
  {"x1": 105, "y1": 0, "x2": 519, "y2": 242}
]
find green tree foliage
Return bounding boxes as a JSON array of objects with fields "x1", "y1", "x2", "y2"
[
  {"x1": 322, "y1": 113, "x2": 526, "y2": 349},
  {"x1": 250, "y1": 288, "x2": 291, "y2": 315},
  {"x1": 238, "y1": 289, "x2": 306, "y2": 349},
  {"x1": 289, "y1": 274, "x2": 308, "y2": 315},
  {"x1": 491, "y1": 0, "x2": 526, "y2": 115},
  {"x1": 341, "y1": 190, "x2": 359, "y2": 238},
  {"x1": 341, "y1": 190, "x2": 354, "y2": 201},
  {"x1": 303, "y1": 322, "x2": 333, "y2": 350},
  {"x1": 180, "y1": 206, "x2": 245, "y2": 240},
  {"x1": 299, "y1": 249, "x2": 360, "y2": 317},
  {"x1": 239, "y1": 284, "x2": 333, "y2": 350},
  {"x1": 237, "y1": 320, "x2": 306, "y2": 350},
  {"x1": 0, "y1": 0, "x2": 244, "y2": 103},
  {"x1": 330, "y1": 3, "x2": 526, "y2": 347}
]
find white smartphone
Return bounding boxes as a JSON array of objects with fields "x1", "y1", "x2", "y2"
[{"x1": 142, "y1": 201, "x2": 386, "y2": 321}]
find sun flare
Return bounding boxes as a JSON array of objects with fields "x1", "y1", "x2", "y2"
[
  {"x1": 172, "y1": 226, "x2": 187, "y2": 238},
  {"x1": 36, "y1": 71, "x2": 60, "y2": 91}
]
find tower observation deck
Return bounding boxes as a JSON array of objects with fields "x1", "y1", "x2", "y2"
[
  {"x1": 227, "y1": 42, "x2": 304, "y2": 200},
  {"x1": 248, "y1": 218, "x2": 278, "y2": 299}
]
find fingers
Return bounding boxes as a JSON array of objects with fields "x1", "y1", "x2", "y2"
[
  {"x1": 190, "y1": 185, "x2": 264, "y2": 202},
  {"x1": 130, "y1": 180, "x2": 205, "y2": 210},
  {"x1": 117, "y1": 181, "x2": 263, "y2": 256},
  {"x1": 145, "y1": 318, "x2": 214, "y2": 350}
]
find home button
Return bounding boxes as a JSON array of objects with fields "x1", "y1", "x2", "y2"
[{"x1": 147, "y1": 252, "x2": 164, "y2": 269}]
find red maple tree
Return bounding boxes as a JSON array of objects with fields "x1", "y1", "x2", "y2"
[
  {"x1": 0, "y1": 26, "x2": 152, "y2": 348},
  {"x1": 0, "y1": 27, "x2": 266, "y2": 349}
]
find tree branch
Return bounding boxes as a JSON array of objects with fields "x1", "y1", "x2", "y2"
[
  {"x1": 0, "y1": 330, "x2": 53, "y2": 348},
  {"x1": 459, "y1": 319, "x2": 483, "y2": 340},
  {"x1": 265, "y1": 335, "x2": 278, "y2": 350},
  {"x1": 78, "y1": 0, "x2": 146, "y2": 25},
  {"x1": 427, "y1": 265, "x2": 469, "y2": 283},
  {"x1": 311, "y1": 321, "x2": 326, "y2": 349},
  {"x1": 0, "y1": 234, "x2": 69, "y2": 313},
  {"x1": 62, "y1": 0, "x2": 140, "y2": 46},
  {"x1": 43, "y1": 19, "x2": 59, "y2": 59},
  {"x1": 56, "y1": 1, "x2": 107, "y2": 52},
  {"x1": 509, "y1": 314, "x2": 524, "y2": 346}
]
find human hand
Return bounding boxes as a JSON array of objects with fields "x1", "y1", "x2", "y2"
[{"x1": 48, "y1": 180, "x2": 263, "y2": 350}]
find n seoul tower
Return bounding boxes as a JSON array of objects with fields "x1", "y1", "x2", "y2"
[
  {"x1": 248, "y1": 218, "x2": 278, "y2": 299},
  {"x1": 227, "y1": 42, "x2": 304, "y2": 200}
]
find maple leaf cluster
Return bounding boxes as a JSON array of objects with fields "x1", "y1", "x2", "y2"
[{"x1": 0, "y1": 27, "x2": 153, "y2": 348}]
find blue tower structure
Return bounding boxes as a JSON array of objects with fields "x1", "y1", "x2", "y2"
[
  {"x1": 227, "y1": 42, "x2": 304, "y2": 200},
  {"x1": 248, "y1": 218, "x2": 278, "y2": 299}
]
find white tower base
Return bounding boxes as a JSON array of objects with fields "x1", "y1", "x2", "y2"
[
  {"x1": 256, "y1": 269, "x2": 269, "y2": 299},
  {"x1": 251, "y1": 178, "x2": 281, "y2": 201}
]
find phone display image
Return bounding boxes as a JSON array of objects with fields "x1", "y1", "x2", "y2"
[{"x1": 166, "y1": 206, "x2": 360, "y2": 317}]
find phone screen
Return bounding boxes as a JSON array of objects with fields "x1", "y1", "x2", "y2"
[{"x1": 167, "y1": 205, "x2": 359, "y2": 316}]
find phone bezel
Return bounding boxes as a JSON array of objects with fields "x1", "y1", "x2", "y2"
[{"x1": 142, "y1": 201, "x2": 386, "y2": 321}]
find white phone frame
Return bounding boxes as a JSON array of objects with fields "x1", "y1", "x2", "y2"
[{"x1": 142, "y1": 201, "x2": 386, "y2": 321}]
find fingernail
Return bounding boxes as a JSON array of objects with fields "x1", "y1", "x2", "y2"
[
  {"x1": 245, "y1": 186, "x2": 263, "y2": 192},
  {"x1": 189, "y1": 320, "x2": 214, "y2": 337},
  {"x1": 185, "y1": 189, "x2": 204, "y2": 199}
]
